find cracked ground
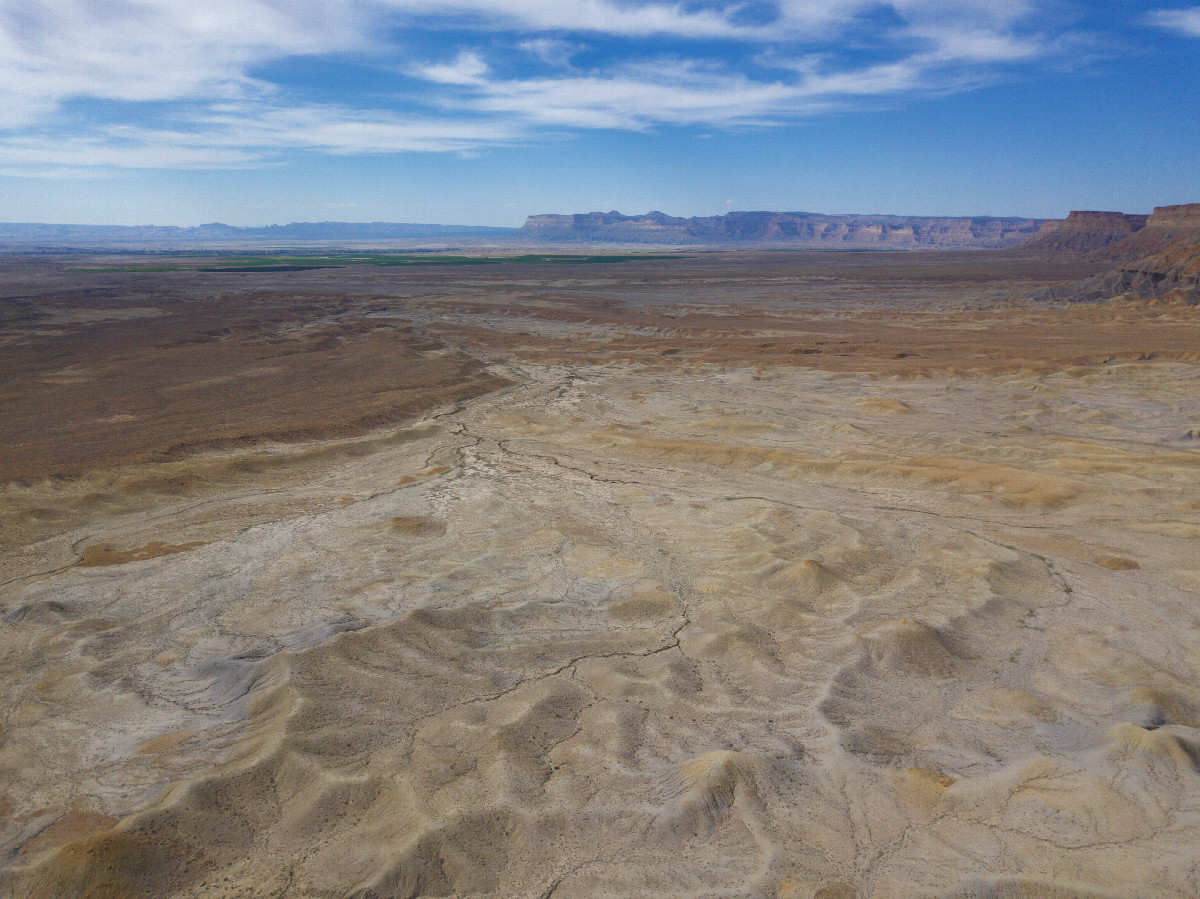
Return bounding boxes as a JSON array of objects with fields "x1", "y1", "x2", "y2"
[{"x1": 2, "y1": 251, "x2": 1200, "y2": 898}]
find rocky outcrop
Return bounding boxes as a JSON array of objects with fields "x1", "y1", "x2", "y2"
[
  {"x1": 1034, "y1": 204, "x2": 1200, "y2": 302},
  {"x1": 1020, "y1": 211, "x2": 1148, "y2": 254},
  {"x1": 1146, "y1": 202, "x2": 1200, "y2": 226},
  {"x1": 1097, "y1": 203, "x2": 1200, "y2": 262},
  {"x1": 517, "y1": 210, "x2": 1046, "y2": 249}
]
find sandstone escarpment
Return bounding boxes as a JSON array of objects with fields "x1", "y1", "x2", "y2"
[
  {"x1": 1146, "y1": 202, "x2": 1200, "y2": 226},
  {"x1": 518, "y1": 210, "x2": 1045, "y2": 249},
  {"x1": 1020, "y1": 211, "x2": 1148, "y2": 254},
  {"x1": 1100, "y1": 203, "x2": 1200, "y2": 264},
  {"x1": 1034, "y1": 203, "x2": 1200, "y2": 302}
]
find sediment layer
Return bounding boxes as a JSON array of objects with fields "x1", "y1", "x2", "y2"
[{"x1": 1020, "y1": 211, "x2": 1149, "y2": 254}]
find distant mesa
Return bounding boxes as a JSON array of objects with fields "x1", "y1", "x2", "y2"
[
  {"x1": 516, "y1": 209, "x2": 1046, "y2": 249},
  {"x1": 8, "y1": 206, "x2": 1198, "y2": 284}
]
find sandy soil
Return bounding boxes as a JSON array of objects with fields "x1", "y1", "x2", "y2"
[{"x1": 2, "y1": 252, "x2": 1199, "y2": 898}]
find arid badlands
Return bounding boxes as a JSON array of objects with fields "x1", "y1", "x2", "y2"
[{"x1": 3, "y1": 206, "x2": 1200, "y2": 899}]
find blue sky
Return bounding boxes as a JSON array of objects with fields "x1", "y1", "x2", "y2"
[{"x1": 1, "y1": 0, "x2": 1198, "y2": 225}]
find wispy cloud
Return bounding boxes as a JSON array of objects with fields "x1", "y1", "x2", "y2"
[
  {"x1": 458, "y1": 66, "x2": 804, "y2": 130},
  {"x1": 0, "y1": 0, "x2": 1123, "y2": 174},
  {"x1": 0, "y1": 102, "x2": 526, "y2": 176},
  {"x1": 517, "y1": 37, "x2": 580, "y2": 68},
  {"x1": 417, "y1": 52, "x2": 491, "y2": 86},
  {"x1": 1145, "y1": 6, "x2": 1200, "y2": 38},
  {"x1": 387, "y1": 0, "x2": 767, "y2": 39},
  {"x1": 0, "y1": 1, "x2": 365, "y2": 128}
]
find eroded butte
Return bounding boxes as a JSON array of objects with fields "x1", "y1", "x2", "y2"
[{"x1": 2, "y1": 251, "x2": 1200, "y2": 898}]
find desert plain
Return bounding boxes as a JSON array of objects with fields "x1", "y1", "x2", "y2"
[{"x1": 2, "y1": 249, "x2": 1200, "y2": 898}]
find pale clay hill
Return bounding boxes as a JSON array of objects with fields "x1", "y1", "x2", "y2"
[{"x1": 1, "y1": 250, "x2": 1200, "y2": 899}]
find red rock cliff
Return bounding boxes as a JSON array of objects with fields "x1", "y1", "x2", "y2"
[
  {"x1": 1020, "y1": 211, "x2": 1148, "y2": 254},
  {"x1": 1035, "y1": 202, "x2": 1200, "y2": 301}
]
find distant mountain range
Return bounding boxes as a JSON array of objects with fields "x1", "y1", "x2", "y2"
[
  {"x1": 516, "y1": 210, "x2": 1047, "y2": 249},
  {"x1": 11, "y1": 209, "x2": 1193, "y2": 259},
  {"x1": 1, "y1": 210, "x2": 1047, "y2": 250},
  {"x1": 0, "y1": 221, "x2": 517, "y2": 247}
]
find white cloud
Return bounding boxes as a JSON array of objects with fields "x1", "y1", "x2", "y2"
[
  {"x1": 907, "y1": 25, "x2": 1042, "y2": 63},
  {"x1": 0, "y1": 102, "x2": 527, "y2": 175},
  {"x1": 0, "y1": 0, "x2": 1100, "y2": 172},
  {"x1": 461, "y1": 66, "x2": 803, "y2": 129},
  {"x1": 417, "y1": 52, "x2": 490, "y2": 86},
  {"x1": 384, "y1": 0, "x2": 765, "y2": 39},
  {"x1": 0, "y1": 1, "x2": 368, "y2": 128},
  {"x1": 416, "y1": 38, "x2": 1034, "y2": 132},
  {"x1": 518, "y1": 38, "x2": 579, "y2": 67},
  {"x1": 1145, "y1": 6, "x2": 1200, "y2": 38}
]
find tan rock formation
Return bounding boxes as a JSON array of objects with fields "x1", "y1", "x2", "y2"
[
  {"x1": 1020, "y1": 211, "x2": 1148, "y2": 254},
  {"x1": 1033, "y1": 202, "x2": 1200, "y2": 301}
]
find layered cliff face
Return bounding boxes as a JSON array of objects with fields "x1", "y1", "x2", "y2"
[
  {"x1": 518, "y1": 210, "x2": 1046, "y2": 249},
  {"x1": 1146, "y1": 202, "x2": 1200, "y2": 225},
  {"x1": 1020, "y1": 210, "x2": 1148, "y2": 254},
  {"x1": 1034, "y1": 203, "x2": 1200, "y2": 301},
  {"x1": 1098, "y1": 203, "x2": 1200, "y2": 263}
]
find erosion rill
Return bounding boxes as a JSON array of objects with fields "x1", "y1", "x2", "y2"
[{"x1": 2, "y1": 248, "x2": 1200, "y2": 898}]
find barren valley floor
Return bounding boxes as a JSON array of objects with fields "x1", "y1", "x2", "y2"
[{"x1": 2, "y1": 252, "x2": 1200, "y2": 898}]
